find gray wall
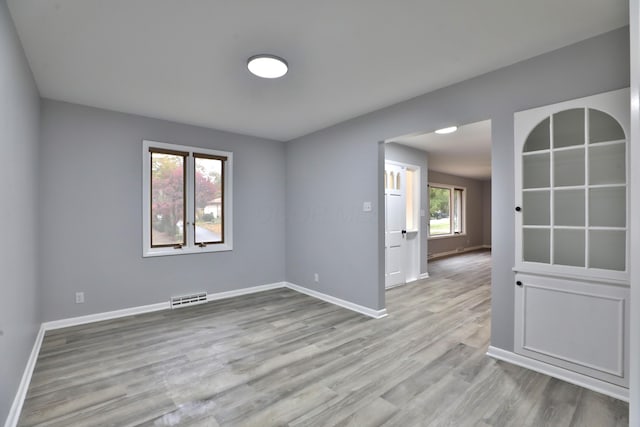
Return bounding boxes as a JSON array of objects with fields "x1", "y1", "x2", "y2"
[
  {"x1": 384, "y1": 143, "x2": 429, "y2": 275},
  {"x1": 483, "y1": 180, "x2": 492, "y2": 246},
  {"x1": 285, "y1": 27, "x2": 629, "y2": 349},
  {"x1": 39, "y1": 100, "x2": 286, "y2": 321},
  {"x1": 0, "y1": 0, "x2": 41, "y2": 421},
  {"x1": 427, "y1": 170, "x2": 486, "y2": 256},
  {"x1": 285, "y1": 129, "x2": 384, "y2": 309}
]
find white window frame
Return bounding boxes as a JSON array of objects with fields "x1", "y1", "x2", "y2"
[
  {"x1": 428, "y1": 183, "x2": 466, "y2": 239},
  {"x1": 142, "y1": 140, "x2": 233, "y2": 257}
]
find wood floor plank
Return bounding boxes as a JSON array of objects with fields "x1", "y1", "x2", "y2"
[{"x1": 17, "y1": 250, "x2": 628, "y2": 426}]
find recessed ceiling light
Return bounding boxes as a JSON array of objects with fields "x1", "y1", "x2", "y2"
[
  {"x1": 247, "y1": 55, "x2": 288, "y2": 79},
  {"x1": 435, "y1": 126, "x2": 458, "y2": 135}
]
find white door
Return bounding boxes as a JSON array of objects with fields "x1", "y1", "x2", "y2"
[{"x1": 385, "y1": 163, "x2": 406, "y2": 288}]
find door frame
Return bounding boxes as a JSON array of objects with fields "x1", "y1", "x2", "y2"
[
  {"x1": 384, "y1": 159, "x2": 421, "y2": 287},
  {"x1": 628, "y1": 0, "x2": 639, "y2": 423}
]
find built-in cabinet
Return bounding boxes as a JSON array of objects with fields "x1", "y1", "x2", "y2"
[{"x1": 514, "y1": 88, "x2": 630, "y2": 388}]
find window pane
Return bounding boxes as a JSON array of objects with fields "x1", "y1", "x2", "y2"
[
  {"x1": 589, "y1": 230, "x2": 625, "y2": 271},
  {"x1": 523, "y1": 190, "x2": 550, "y2": 226},
  {"x1": 589, "y1": 187, "x2": 626, "y2": 228},
  {"x1": 589, "y1": 109, "x2": 625, "y2": 144},
  {"x1": 195, "y1": 157, "x2": 223, "y2": 243},
  {"x1": 554, "y1": 148, "x2": 584, "y2": 187},
  {"x1": 151, "y1": 152, "x2": 185, "y2": 247},
  {"x1": 524, "y1": 117, "x2": 550, "y2": 152},
  {"x1": 523, "y1": 153, "x2": 550, "y2": 189},
  {"x1": 553, "y1": 108, "x2": 584, "y2": 149},
  {"x1": 589, "y1": 143, "x2": 626, "y2": 185},
  {"x1": 406, "y1": 169, "x2": 415, "y2": 230},
  {"x1": 553, "y1": 229, "x2": 585, "y2": 267},
  {"x1": 430, "y1": 187, "x2": 451, "y2": 235},
  {"x1": 453, "y1": 189, "x2": 463, "y2": 233},
  {"x1": 523, "y1": 228, "x2": 550, "y2": 264},
  {"x1": 554, "y1": 189, "x2": 584, "y2": 226}
]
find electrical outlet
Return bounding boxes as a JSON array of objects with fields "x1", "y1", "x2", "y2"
[
  {"x1": 314, "y1": 273, "x2": 319, "y2": 283},
  {"x1": 75, "y1": 292, "x2": 85, "y2": 304}
]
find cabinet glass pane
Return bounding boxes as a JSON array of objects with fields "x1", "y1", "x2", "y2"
[
  {"x1": 554, "y1": 229, "x2": 585, "y2": 267},
  {"x1": 554, "y1": 148, "x2": 584, "y2": 187},
  {"x1": 553, "y1": 109, "x2": 585, "y2": 149},
  {"x1": 589, "y1": 187, "x2": 626, "y2": 227},
  {"x1": 589, "y1": 143, "x2": 626, "y2": 185},
  {"x1": 554, "y1": 189, "x2": 585, "y2": 226},
  {"x1": 524, "y1": 118, "x2": 550, "y2": 152},
  {"x1": 589, "y1": 109, "x2": 625, "y2": 144},
  {"x1": 523, "y1": 153, "x2": 550, "y2": 189},
  {"x1": 589, "y1": 230, "x2": 626, "y2": 271},
  {"x1": 523, "y1": 228, "x2": 550, "y2": 263},
  {"x1": 523, "y1": 191, "x2": 550, "y2": 226}
]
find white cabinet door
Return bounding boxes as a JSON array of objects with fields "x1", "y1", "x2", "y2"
[
  {"x1": 514, "y1": 88, "x2": 629, "y2": 283},
  {"x1": 515, "y1": 274, "x2": 629, "y2": 387},
  {"x1": 513, "y1": 88, "x2": 630, "y2": 388}
]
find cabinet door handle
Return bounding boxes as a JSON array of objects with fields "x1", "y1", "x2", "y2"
[
  {"x1": 516, "y1": 280, "x2": 523, "y2": 287},
  {"x1": 515, "y1": 206, "x2": 522, "y2": 212}
]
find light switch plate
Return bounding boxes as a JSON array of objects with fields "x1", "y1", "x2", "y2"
[{"x1": 363, "y1": 201, "x2": 372, "y2": 212}]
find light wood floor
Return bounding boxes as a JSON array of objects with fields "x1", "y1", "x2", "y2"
[{"x1": 19, "y1": 251, "x2": 628, "y2": 426}]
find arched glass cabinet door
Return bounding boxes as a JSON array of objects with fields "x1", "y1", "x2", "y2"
[{"x1": 515, "y1": 89, "x2": 629, "y2": 281}]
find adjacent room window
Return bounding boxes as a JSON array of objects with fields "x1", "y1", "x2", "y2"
[
  {"x1": 143, "y1": 140, "x2": 233, "y2": 257},
  {"x1": 429, "y1": 184, "x2": 465, "y2": 237}
]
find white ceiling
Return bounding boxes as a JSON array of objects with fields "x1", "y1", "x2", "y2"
[
  {"x1": 7, "y1": 1, "x2": 628, "y2": 141},
  {"x1": 392, "y1": 120, "x2": 492, "y2": 180}
]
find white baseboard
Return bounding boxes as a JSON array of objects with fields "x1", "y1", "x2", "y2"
[
  {"x1": 386, "y1": 281, "x2": 408, "y2": 290},
  {"x1": 41, "y1": 282, "x2": 288, "y2": 331},
  {"x1": 207, "y1": 282, "x2": 285, "y2": 302},
  {"x1": 286, "y1": 282, "x2": 387, "y2": 319},
  {"x1": 486, "y1": 346, "x2": 629, "y2": 402},
  {"x1": 429, "y1": 245, "x2": 487, "y2": 260},
  {"x1": 387, "y1": 274, "x2": 428, "y2": 289},
  {"x1": 42, "y1": 301, "x2": 170, "y2": 331},
  {"x1": 4, "y1": 325, "x2": 45, "y2": 427}
]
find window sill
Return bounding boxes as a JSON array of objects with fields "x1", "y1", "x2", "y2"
[
  {"x1": 143, "y1": 243, "x2": 233, "y2": 258},
  {"x1": 428, "y1": 233, "x2": 467, "y2": 240}
]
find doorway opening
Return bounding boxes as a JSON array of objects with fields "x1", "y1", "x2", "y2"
[{"x1": 383, "y1": 119, "x2": 492, "y2": 289}]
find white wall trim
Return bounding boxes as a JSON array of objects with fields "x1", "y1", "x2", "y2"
[
  {"x1": 42, "y1": 301, "x2": 170, "y2": 331},
  {"x1": 428, "y1": 245, "x2": 487, "y2": 260},
  {"x1": 629, "y1": 0, "x2": 640, "y2": 423},
  {"x1": 286, "y1": 282, "x2": 388, "y2": 319},
  {"x1": 486, "y1": 346, "x2": 629, "y2": 402},
  {"x1": 42, "y1": 282, "x2": 289, "y2": 331},
  {"x1": 386, "y1": 273, "x2": 429, "y2": 288},
  {"x1": 206, "y1": 282, "x2": 286, "y2": 302},
  {"x1": 386, "y1": 281, "x2": 408, "y2": 290},
  {"x1": 4, "y1": 326, "x2": 45, "y2": 427}
]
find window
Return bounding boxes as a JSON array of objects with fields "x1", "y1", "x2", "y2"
[
  {"x1": 429, "y1": 184, "x2": 465, "y2": 237},
  {"x1": 143, "y1": 140, "x2": 232, "y2": 257}
]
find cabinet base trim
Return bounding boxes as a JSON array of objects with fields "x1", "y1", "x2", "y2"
[{"x1": 486, "y1": 346, "x2": 629, "y2": 402}]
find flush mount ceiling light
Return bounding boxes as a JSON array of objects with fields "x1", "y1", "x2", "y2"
[
  {"x1": 247, "y1": 55, "x2": 288, "y2": 79},
  {"x1": 435, "y1": 126, "x2": 458, "y2": 135}
]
